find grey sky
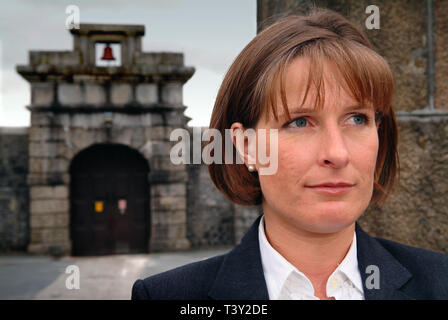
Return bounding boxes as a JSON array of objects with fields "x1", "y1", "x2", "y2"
[{"x1": 0, "y1": 0, "x2": 256, "y2": 127}]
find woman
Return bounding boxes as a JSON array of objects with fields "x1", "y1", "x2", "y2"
[{"x1": 132, "y1": 8, "x2": 448, "y2": 300}]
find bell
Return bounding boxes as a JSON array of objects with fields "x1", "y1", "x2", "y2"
[{"x1": 101, "y1": 44, "x2": 115, "y2": 61}]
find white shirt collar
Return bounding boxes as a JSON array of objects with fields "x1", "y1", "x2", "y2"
[{"x1": 258, "y1": 215, "x2": 364, "y2": 299}]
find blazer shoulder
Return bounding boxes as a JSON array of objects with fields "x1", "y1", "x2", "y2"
[
  {"x1": 375, "y1": 236, "x2": 448, "y2": 267},
  {"x1": 131, "y1": 252, "x2": 227, "y2": 300},
  {"x1": 375, "y1": 236, "x2": 448, "y2": 298}
]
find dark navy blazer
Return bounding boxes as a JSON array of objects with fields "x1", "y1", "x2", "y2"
[{"x1": 132, "y1": 215, "x2": 448, "y2": 300}]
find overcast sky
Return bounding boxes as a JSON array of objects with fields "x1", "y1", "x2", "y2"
[{"x1": 0, "y1": 0, "x2": 256, "y2": 127}]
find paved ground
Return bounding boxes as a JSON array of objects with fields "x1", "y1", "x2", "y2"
[{"x1": 0, "y1": 247, "x2": 231, "y2": 300}]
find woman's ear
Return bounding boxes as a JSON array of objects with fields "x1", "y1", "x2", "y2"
[{"x1": 230, "y1": 122, "x2": 257, "y2": 171}]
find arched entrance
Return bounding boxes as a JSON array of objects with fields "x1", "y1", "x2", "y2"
[{"x1": 70, "y1": 144, "x2": 150, "y2": 256}]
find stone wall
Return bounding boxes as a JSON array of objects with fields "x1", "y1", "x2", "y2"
[
  {"x1": 183, "y1": 126, "x2": 262, "y2": 247},
  {"x1": 257, "y1": 0, "x2": 448, "y2": 253},
  {"x1": 185, "y1": 127, "x2": 235, "y2": 248},
  {"x1": 0, "y1": 128, "x2": 29, "y2": 251},
  {"x1": 186, "y1": 163, "x2": 235, "y2": 247},
  {"x1": 362, "y1": 119, "x2": 448, "y2": 252}
]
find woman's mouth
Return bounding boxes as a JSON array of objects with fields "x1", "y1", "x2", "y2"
[{"x1": 305, "y1": 182, "x2": 355, "y2": 195}]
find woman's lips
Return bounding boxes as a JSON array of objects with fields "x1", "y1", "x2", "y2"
[{"x1": 305, "y1": 183, "x2": 355, "y2": 195}]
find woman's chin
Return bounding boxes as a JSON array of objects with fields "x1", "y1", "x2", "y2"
[{"x1": 300, "y1": 203, "x2": 361, "y2": 233}]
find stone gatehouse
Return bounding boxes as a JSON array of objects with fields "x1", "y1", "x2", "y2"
[{"x1": 0, "y1": 23, "x2": 260, "y2": 256}]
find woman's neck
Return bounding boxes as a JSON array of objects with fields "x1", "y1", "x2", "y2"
[{"x1": 262, "y1": 211, "x2": 355, "y2": 285}]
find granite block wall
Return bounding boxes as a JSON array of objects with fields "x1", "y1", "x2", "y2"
[
  {"x1": 186, "y1": 163, "x2": 235, "y2": 247},
  {"x1": 0, "y1": 128, "x2": 29, "y2": 251}
]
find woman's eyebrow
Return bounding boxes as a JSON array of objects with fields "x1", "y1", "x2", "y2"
[{"x1": 286, "y1": 104, "x2": 369, "y2": 115}]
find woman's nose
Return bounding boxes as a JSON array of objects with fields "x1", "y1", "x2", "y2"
[{"x1": 318, "y1": 126, "x2": 350, "y2": 169}]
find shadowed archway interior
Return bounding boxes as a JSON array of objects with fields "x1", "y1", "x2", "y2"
[{"x1": 70, "y1": 144, "x2": 150, "y2": 256}]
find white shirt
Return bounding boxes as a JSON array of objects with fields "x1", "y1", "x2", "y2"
[{"x1": 258, "y1": 215, "x2": 364, "y2": 300}]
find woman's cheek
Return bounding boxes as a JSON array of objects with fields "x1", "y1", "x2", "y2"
[
  {"x1": 276, "y1": 137, "x2": 312, "y2": 180},
  {"x1": 362, "y1": 132, "x2": 379, "y2": 171},
  {"x1": 350, "y1": 132, "x2": 379, "y2": 182},
  {"x1": 258, "y1": 137, "x2": 303, "y2": 194}
]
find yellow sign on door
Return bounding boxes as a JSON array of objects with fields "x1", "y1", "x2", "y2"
[{"x1": 94, "y1": 201, "x2": 104, "y2": 213}]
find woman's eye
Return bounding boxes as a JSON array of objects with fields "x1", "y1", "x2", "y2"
[
  {"x1": 349, "y1": 114, "x2": 368, "y2": 125},
  {"x1": 288, "y1": 117, "x2": 308, "y2": 128}
]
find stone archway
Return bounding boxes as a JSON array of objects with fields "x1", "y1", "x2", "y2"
[{"x1": 70, "y1": 143, "x2": 150, "y2": 256}]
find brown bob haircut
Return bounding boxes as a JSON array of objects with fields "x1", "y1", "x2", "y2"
[{"x1": 207, "y1": 8, "x2": 399, "y2": 207}]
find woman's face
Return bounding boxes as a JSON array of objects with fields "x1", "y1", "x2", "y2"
[{"x1": 255, "y1": 57, "x2": 379, "y2": 234}]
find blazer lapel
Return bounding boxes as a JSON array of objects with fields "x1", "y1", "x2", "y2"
[
  {"x1": 208, "y1": 216, "x2": 415, "y2": 300},
  {"x1": 208, "y1": 215, "x2": 269, "y2": 300},
  {"x1": 355, "y1": 223, "x2": 414, "y2": 300}
]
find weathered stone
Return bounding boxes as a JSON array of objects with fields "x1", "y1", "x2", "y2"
[
  {"x1": 359, "y1": 119, "x2": 448, "y2": 253},
  {"x1": 161, "y1": 82, "x2": 183, "y2": 106},
  {"x1": 151, "y1": 210, "x2": 187, "y2": 225},
  {"x1": 70, "y1": 128, "x2": 96, "y2": 150},
  {"x1": 30, "y1": 213, "x2": 69, "y2": 228},
  {"x1": 348, "y1": 0, "x2": 427, "y2": 112},
  {"x1": 140, "y1": 113, "x2": 163, "y2": 127},
  {"x1": 151, "y1": 223, "x2": 187, "y2": 243},
  {"x1": 150, "y1": 196, "x2": 186, "y2": 211},
  {"x1": 29, "y1": 157, "x2": 69, "y2": 174},
  {"x1": 164, "y1": 111, "x2": 187, "y2": 127},
  {"x1": 31, "y1": 185, "x2": 68, "y2": 200},
  {"x1": 58, "y1": 83, "x2": 83, "y2": 106},
  {"x1": 144, "y1": 126, "x2": 177, "y2": 141},
  {"x1": 434, "y1": 0, "x2": 448, "y2": 110},
  {"x1": 27, "y1": 172, "x2": 69, "y2": 186},
  {"x1": 148, "y1": 156, "x2": 186, "y2": 171},
  {"x1": 234, "y1": 205, "x2": 262, "y2": 244},
  {"x1": 136, "y1": 83, "x2": 158, "y2": 105},
  {"x1": 148, "y1": 170, "x2": 188, "y2": 184},
  {"x1": 70, "y1": 114, "x2": 104, "y2": 129},
  {"x1": 28, "y1": 127, "x2": 51, "y2": 142},
  {"x1": 186, "y1": 164, "x2": 236, "y2": 247},
  {"x1": 84, "y1": 83, "x2": 106, "y2": 106},
  {"x1": 130, "y1": 127, "x2": 146, "y2": 149},
  {"x1": 29, "y1": 51, "x2": 81, "y2": 66},
  {"x1": 31, "y1": 82, "x2": 54, "y2": 106},
  {"x1": 113, "y1": 128, "x2": 133, "y2": 145},
  {"x1": 30, "y1": 228, "x2": 53, "y2": 244},
  {"x1": 139, "y1": 140, "x2": 174, "y2": 159},
  {"x1": 29, "y1": 142, "x2": 59, "y2": 158},
  {"x1": 52, "y1": 228, "x2": 70, "y2": 243},
  {"x1": 111, "y1": 83, "x2": 132, "y2": 105},
  {"x1": 150, "y1": 183, "x2": 186, "y2": 197},
  {"x1": 30, "y1": 227, "x2": 70, "y2": 245},
  {"x1": 0, "y1": 131, "x2": 29, "y2": 251},
  {"x1": 136, "y1": 52, "x2": 184, "y2": 66},
  {"x1": 258, "y1": 0, "x2": 428, "y2": 112},
  {"x1": 30, "y1": 112, "x2": 53, "y2": 126},
  {"x1": 30, "y1": 199, "x2": 69, "y2": 214}
]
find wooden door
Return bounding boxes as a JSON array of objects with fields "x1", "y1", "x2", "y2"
[{"x1": 70, "y1": 144, "x2": 150, "y2": 256}]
